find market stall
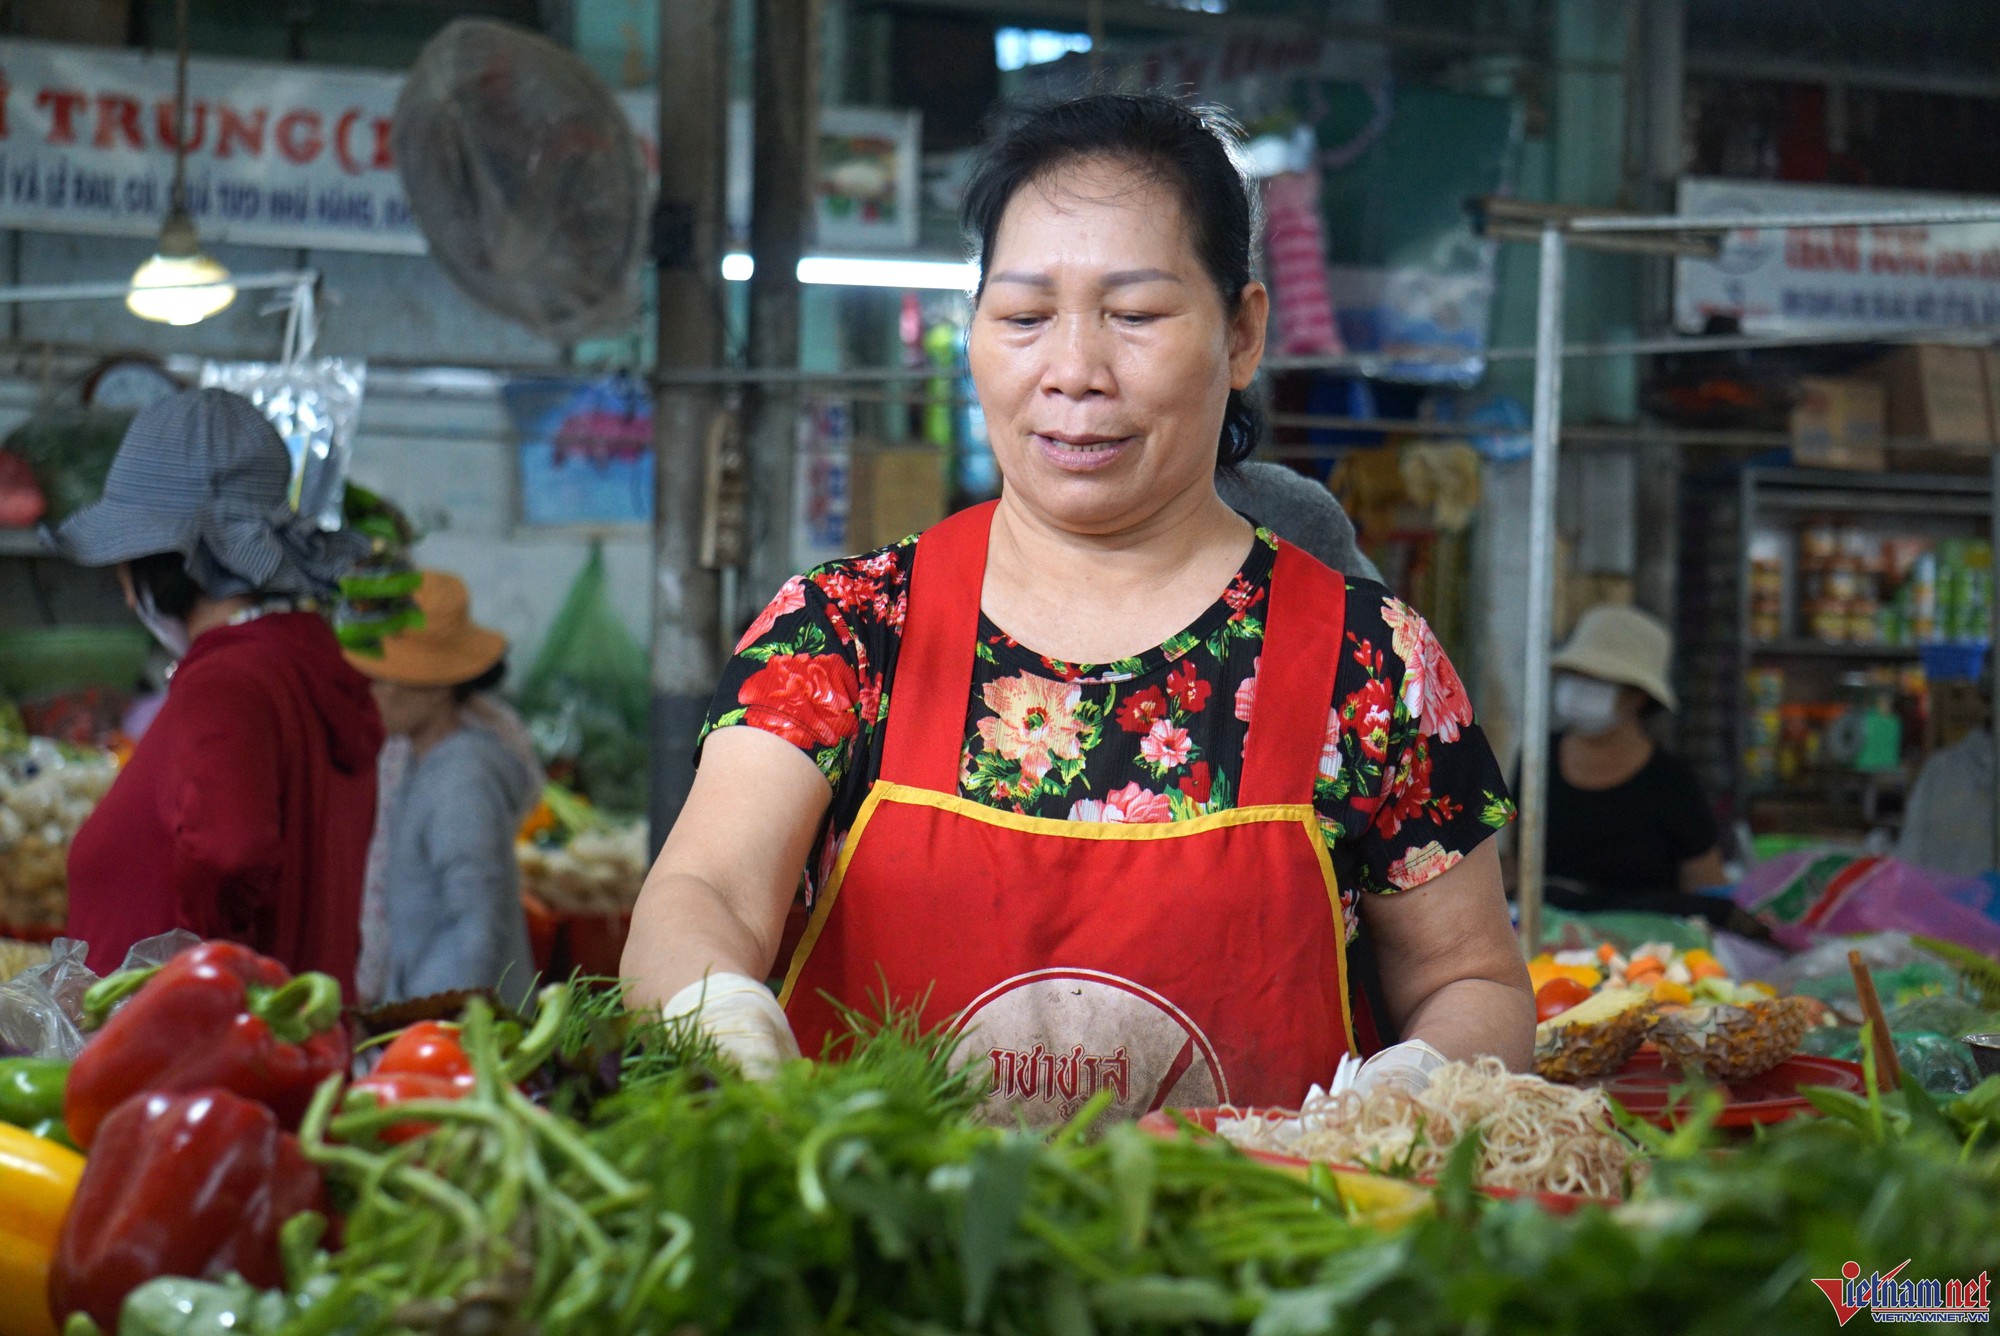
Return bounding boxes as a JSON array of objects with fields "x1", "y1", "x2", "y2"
[
  {"x1": 1487, "y1": 203, "x2": 2000, "y2": 951},
  {"x1": 0, "y1": 933, "x2": 1994, "y2": 1335}
]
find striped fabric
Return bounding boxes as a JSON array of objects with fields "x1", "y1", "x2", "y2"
[{"x1": 46, "y1": 387, "x2": 366, "y2": 599}]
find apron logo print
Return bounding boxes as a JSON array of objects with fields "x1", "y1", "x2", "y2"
[
  {"x1": 985, "y1": 1042, "x2": 1132, "y2": 1106},
  {"x1": 950, "y1": 969, "x2": 1228, "y2": 1127}
]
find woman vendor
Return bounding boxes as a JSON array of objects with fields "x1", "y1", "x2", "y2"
[
  {"x1": 623, "y1": 94, "x2": 1532, "y2": 1121},
  {"x1": 1540, "y1": 605, "x2": 1728, "y2": 907},
  {"x1": 48, "y1": 388, "x2": 382, "y2": 991}
]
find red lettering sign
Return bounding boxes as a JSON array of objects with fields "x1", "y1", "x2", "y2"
[
  {"x1": 154, "y1": 99, "x2": 206, "y2": 152},
  {"x1": 92, "y1": 92, "x2": 143, "y2": 150},
  {"x1": 274, "y1": 108, "x2": 321, "y2": 164},
  {"x1": 36, "y1": 87, "x2": 84, "y2": 145},
  {"x1": 216, "y1": 104, "x2": 266, "y2": 158}
]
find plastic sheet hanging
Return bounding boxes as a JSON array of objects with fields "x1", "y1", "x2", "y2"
[{"x1": 201, "y1": 283, "x2": 366, "y2": 531}]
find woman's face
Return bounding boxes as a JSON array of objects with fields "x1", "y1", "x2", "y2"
[{"x1": 968, "y1": 157, "x2": 1267, "y2": 535}]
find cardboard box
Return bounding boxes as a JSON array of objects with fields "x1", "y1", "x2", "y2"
[
  {"x1": 1875, "y1": 344, "x2": 1994, "y2": 449},
  {"x1": 847, "y1": 444, "x2": 947, "y2": 551},
  {"x1": 1789, "y1": 377, "x2": 1886, "y2": 471}
]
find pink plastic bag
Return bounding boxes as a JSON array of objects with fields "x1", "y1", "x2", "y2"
[{"x1": 1736, "y1": 852, "x2": 2000, "y2": 957}]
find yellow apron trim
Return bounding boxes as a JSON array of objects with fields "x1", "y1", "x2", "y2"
[
  {"x1": 860, "y1": 781, "x2": 1319, "y2": 839},
  {"x1": 778, "y1": 784, "x2": 892, "y2": 1008},
  {"x1": 781, "y1": 781, "x2": 1359, "y2": 1060},
  {"x1": 1304, "y1": 812, "x2": 1360, "y2": 1057}
]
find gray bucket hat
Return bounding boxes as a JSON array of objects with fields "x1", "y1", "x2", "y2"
[{"x1": 46, "y1": 387, "x2": 366, "y2": 599}]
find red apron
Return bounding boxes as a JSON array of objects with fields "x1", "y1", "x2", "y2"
[{"x1": 780, "y1": 501, "x2": 1363, "y2": 1123}]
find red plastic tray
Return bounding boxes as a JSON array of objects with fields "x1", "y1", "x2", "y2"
[
  {"x1": 1590, "y1": 1053, "x2": 1867, "y2": 1128},
  {"x1": 1138, "y1": 1106, "x2": 1614, "y2": 1214}
]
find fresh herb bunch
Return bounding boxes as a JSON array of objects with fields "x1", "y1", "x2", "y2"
[
  {"x1": 100, "y1": 986, "x2": 2000, "y2": 1336},
  {"x1": 336, "y1": 484, "x2": 424, "y2": 656}
]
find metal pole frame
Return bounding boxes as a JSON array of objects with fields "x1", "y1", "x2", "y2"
[
  {"x1": 1516, "y1": 225, "x2": 1567, "y2": 954},
  {"x1": 0, "y1": 270, "x2": 315, "y2": 306},
  {"x1": 1567, "y1": 205, "x2": 2000, "y2": 233}
]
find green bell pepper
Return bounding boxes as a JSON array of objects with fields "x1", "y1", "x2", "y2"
[{"x1": 0, "y1": 1057, "x2": 69, "y2": 1137}]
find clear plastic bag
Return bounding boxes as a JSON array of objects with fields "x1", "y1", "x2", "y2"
[
  {"x1": 0, "y1": 938, "x2": 95, "y2": 1058},
  {"x1": 201, "y1": 357, "x2": 366, "y2": 531},
  {"x1": 1799, "y1": 1024, "x2": 1982, "y2": 1096},
  {"x1": 0, "y1": 929, "x2": 201, "y2": 1058}
]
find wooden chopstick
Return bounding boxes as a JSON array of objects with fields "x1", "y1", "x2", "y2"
[{"x1": 1847, "y1": 949, "x2": 1904, "y2": 1092}]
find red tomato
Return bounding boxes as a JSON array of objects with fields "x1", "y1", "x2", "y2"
[
  {"x1": 374, "y1": 1021, "x2": 474, "y2": 1081},
  {"x1": 1535, "y1": 977, "x2": 1593, "y2": 1022}
]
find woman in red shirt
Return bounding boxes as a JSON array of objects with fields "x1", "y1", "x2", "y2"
[{"x1": 48, "y1": 389, "x2": 382, "y2": 995}]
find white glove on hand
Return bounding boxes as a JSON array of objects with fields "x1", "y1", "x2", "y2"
[
  {"x1": 659, "y1": 973, "x2": 801, "y2": 1081},
  {"x1": 1346, "y1": 1039, "x2": 1449, "y2": 1098}
]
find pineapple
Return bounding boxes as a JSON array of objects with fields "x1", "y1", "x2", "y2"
[
  {"x1": 1534, "y1": 986, "x2": 1653, "y2": 1083},
  {"x1": 1647, "y1": 995, "x2": 1825, "y2": 1083}
]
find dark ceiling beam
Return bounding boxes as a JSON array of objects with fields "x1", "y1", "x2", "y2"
[
  {"x1": 855, "y1": 0, "x2": 1531, "y2": 55},
  {"x1": 1686, "y1": 51, "x2": 2000, "y2": 101}
]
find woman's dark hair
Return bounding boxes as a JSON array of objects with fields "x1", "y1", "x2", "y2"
[
  {"x1": 127, "y1": 551, "x2": 204, "y2": 620},
  {"x1": 453, "y1": 656, "x2": 508, "y2": 704},
  {"x1": 961, "y1": 93, "x2": 1265, "y2": 471}
]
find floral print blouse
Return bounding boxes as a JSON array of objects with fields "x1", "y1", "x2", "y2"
[{"x1": 701, "y1": 529, "x2": 1514, "y2": 942}]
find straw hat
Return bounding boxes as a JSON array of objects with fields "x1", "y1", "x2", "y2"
[
  {"x1": 1551, "y1": 604, "x2": 1679, "y2": 711},
  {"x1": 349, "y1": 570, "x2": 506, "y2": 688}
]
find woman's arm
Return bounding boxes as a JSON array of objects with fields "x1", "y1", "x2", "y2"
[
  {"x1": 161, "y1": 668, "x2": 287, "y2": 941},
  {"x1": 1356, "y1": 841, "x2": 1535, "y2": 1070},
  {"x1": 1678, "y1": 847, "x2": 1728, "y2": 892},
  {"x1": 620, "y1": 726, "x2": 834, "y2": 1009}
]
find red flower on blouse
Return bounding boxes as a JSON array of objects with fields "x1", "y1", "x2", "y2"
[
  {"x1": 813, "y1": 569, "x2": 883, "y2": 618},
  {"x1": 1167, "y1": 662, "x2": 1211, "y2": 713},
  {"x1": 1178, "y1": 760, "x2": 1213, "y2": 804},
  {"x1": 1116, "y1": 686, "x2": 1171, "y2": 734},
  {"x1": 1343, "y1": 677, "x2": 1394, "y2": 762},
  {"x1": 1373, "y1": 742, "x2": 1435, "y2": 839},
  {"x1": 1223, "y1": 574, "x2": 1265, "y2": 617},
  {"x1": 737, "y1": 577, "x2": 808, "y2": 654},
  {"x1": 738, "y1": 653, "x2": 861, "y2": 750}
]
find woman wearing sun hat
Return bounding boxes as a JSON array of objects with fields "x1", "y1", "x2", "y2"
[
  {"x1": 1542, "y1": 604, "x2": 1728, "y2": 903},
  {"x1": 350, "y1": 570, "x2": 542, "y2": 1008},
  {"x1": 48, "y1": 388, "x2": 381, "y2": 988}
]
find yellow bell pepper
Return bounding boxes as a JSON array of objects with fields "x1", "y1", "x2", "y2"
[
  {"x1": 0, "y1": 1121, "x2": 84, "y2": 1336},
  {"x1": 1650, "y1": 979, "x2": 1694, "y2": 1007},
  {"x1": 1527, "y1": 957, "x2": 1603, "y2": 994}
]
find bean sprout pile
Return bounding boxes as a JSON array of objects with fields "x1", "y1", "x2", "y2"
[{"x1": 1215, "y1": 1058, "x2": 1638, "y2": 1199}]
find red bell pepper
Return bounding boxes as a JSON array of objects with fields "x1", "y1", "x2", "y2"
[
  {"x1": 346, "y1": 1020, "x2": 477, "y2": 1143},
  {"x1": 48, "y1": 1088, "x2": 325, "y2": 1331},
  {"x1": 64, "y1": 941, "x2": 349, "y2": 1149}
]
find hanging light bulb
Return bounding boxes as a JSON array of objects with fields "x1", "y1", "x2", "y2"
[
  {"x1": 127, "y1": 206, "x2": 235, "y2": 325},
  {"x1": 127, "y1": 0, "x2": 233, "y2": 326}
]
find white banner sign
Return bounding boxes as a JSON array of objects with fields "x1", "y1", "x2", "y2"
[
  {"x1": 1675, "y1": 177, "x2": 2000, "y2": 335},
  {"x1": 0, "y1": 37, "x2": 656, "y2": 254}
]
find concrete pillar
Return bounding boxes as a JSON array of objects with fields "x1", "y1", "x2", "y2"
[
  {"x1": 741, "y1": 0, "x2": 821, "y2": 611},
  {"x1": 648, "y1": 0, "x2": 731, "y2": 849}
]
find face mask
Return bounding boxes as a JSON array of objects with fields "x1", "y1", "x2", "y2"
[
  {"x1": 134, "y1": 587, "x2": 191, "y2": 660},
  {"x1": 1553, "y1": 674, "x2": 1623, "y2": 737}
]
